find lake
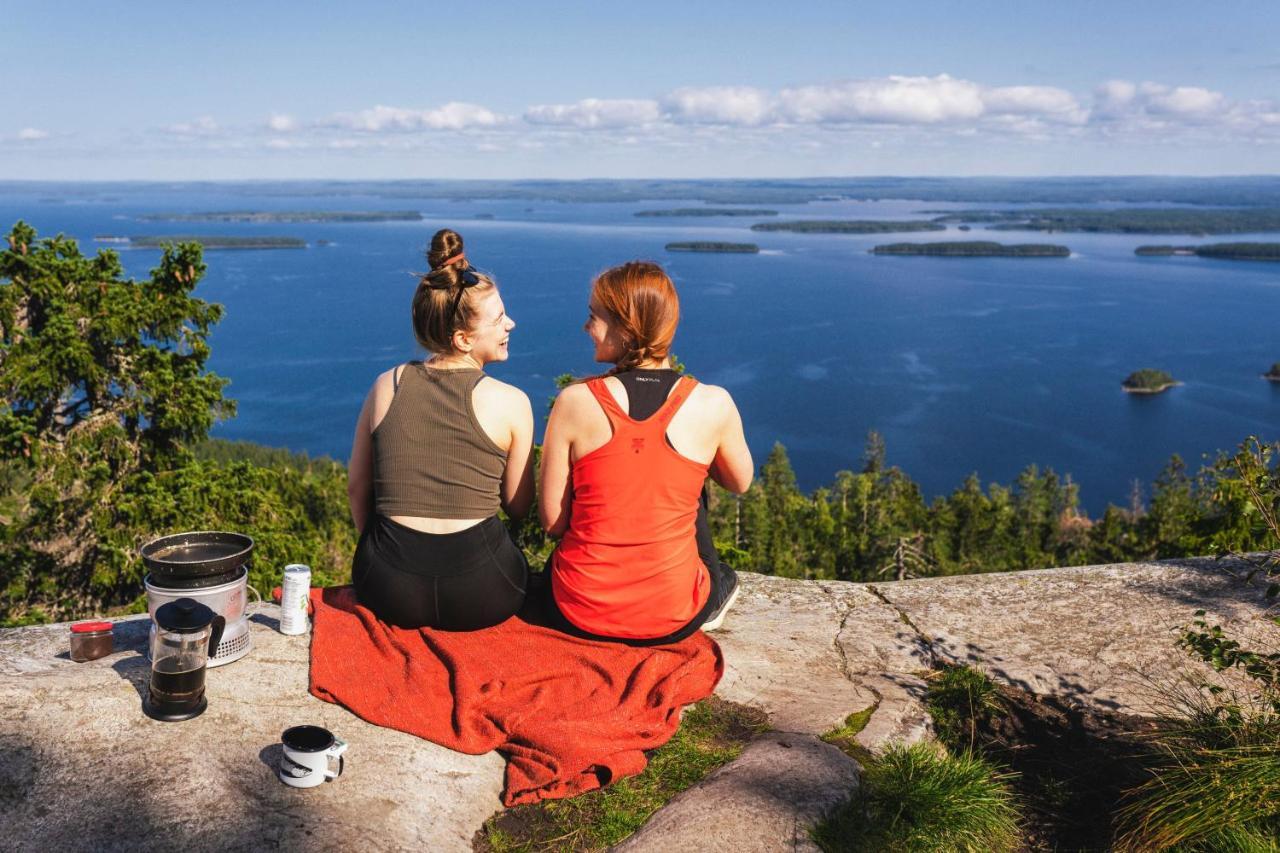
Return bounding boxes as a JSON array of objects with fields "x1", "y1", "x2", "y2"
[{"x1": 3, "y1": 182, "x2": 1277, "y2": 514}]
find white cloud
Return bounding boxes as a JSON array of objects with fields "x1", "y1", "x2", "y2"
[
  {"x1": 206, "y1": 74, "x2": 1278, "y2": 159},
  {"x1": 166, "y1": 116, "x2": 219, "y2": 135},
  {"x1": 329, "y1": 102, "x2": 504, "y2": 132},
  {"x1": 17, "y1": 127, "x2": 49, "y2": 140},
  {"x1": 1092, "y1": 80, "x2": 1138, "y2": 119},
  {"x1": 983, "y1": 86, "x2": 1087, "y2": 124},
  {"x1": 525, "y1": 98, "x2": 660, "y2": 129},
  {"x1": 780, "y1": 75, "x2": 986, "y2": 125},
  {"x1": 267, "y1": 113, "x2": 299, "y2": 133},
  {"x1": 663, "y1": 86, "x2": 774, "y2": 125},
  {"x1": 1140, "y1": 83, "x2": 1224, "y2": 118},
  {"x1": 1093, "y1": 80, "x2": 1230, "y2": 124}
]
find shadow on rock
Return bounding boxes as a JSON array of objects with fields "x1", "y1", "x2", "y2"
[{"x1": 112, "y1": 652, "x2": 151, "y2": 704}]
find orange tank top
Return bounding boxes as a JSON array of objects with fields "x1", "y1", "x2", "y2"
[{"x1": 552, "y1": 375, "x2": 712, "y2": 639}]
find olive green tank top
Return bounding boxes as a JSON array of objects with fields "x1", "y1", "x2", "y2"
[{"x1": 372, "y1": 363, "x2": 506, "y2": 519}]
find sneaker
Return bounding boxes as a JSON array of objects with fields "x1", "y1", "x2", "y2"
[{"x1": 701, "y1": 570, "x2": 740, "y2": 632}]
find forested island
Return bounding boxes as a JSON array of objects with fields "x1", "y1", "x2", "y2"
[
  {"x1": 870, "y1": 241, "x2": 1070, "y2": 257},
  {"x1": 751, "y1": 220, "x2": 945, "y2": 234},
  {"x1": 1264, "y1": 363, "x2": 1280, "y2": 382},
  {"x1": 636, "y1": 208, "x2": 779, "y2": 217},
  {"x1": 665, "y1": 241, "x2": 760, "y2": 253},
  {"x1": 139, "y1": 211, "x2": 423, "y2": 223},
  {"x1": 929, "y1": 208, "x2": 1280, "y2": 235},
  {"x1": 1135, "y1": 242, "x2": 1280, "y2": 261},
  {"x1": 96, "y1": 235, "x2": 307, "y2": 249},
  {"x1": 1122, "y1": 369, "x2": 1179, "y2": 394}
]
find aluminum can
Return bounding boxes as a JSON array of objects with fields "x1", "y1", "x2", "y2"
[{"x1": 279, "y1": 564, "x2": 311, "y2": 635}]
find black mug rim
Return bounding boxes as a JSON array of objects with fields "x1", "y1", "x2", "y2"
[{"x1": 281, "y1": 725, "x2": 335, "y2": 753}]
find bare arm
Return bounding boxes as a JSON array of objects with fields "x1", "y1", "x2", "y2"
[
  {"x1": 538, "y1": 388, "x2": 577, "y2": 537},
  {"x1": 709, "y1": 389, "x2": 753, "y2": 494},
  {"x1": 347, "y1": 387, "x2": 376, "y2": 534},
  {"x1": 500, "y1": 390, "x2": 536, "y2": 521}
]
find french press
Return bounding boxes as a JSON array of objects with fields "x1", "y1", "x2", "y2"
[{"x1": 144, "y1": 598, "x2": 225, "y2": 722}]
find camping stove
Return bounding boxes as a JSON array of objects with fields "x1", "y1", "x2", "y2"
[
  {"x1": 140, "y1": 531, "x2": 257, "y2": 668},
  {"x1": 145, "y1": 569, "x2": 252, "y2": 667}
]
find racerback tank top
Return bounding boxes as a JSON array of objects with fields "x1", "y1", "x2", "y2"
[
  {"x1": 552, "y1": 374, "x2": 712, "y2": 639},
  {"x1": 372, "y1": 363, "x2": 506, "y2": 519}
]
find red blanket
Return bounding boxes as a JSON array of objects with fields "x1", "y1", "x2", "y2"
[{"x1": 304, "y1": 586, "x2": 723, "y2": 806}]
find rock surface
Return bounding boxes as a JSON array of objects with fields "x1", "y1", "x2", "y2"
[
  {"x1": 868, "y1": 557, "x2": 1280, "y2": 715},
  {"x1": 613, "y1": 733, "x2": 859, "y2": 853},
  {"x1": 1, "y1": 608, "x2": 504, "y2": 852},
  {"x1": 2, "y1": 556, "x2": 1276, "y2": 851}
]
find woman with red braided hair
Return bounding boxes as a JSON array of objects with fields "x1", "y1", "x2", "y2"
[
  {"x1": 347, "y1": 228, "x2": 534, "y2": 630},
  {"x1": 539, "y1": 261, "x2": 753, "y2": 644}
]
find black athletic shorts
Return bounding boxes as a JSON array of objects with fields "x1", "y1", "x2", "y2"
[{"x1": 352, "y1": 514, "x2": 527, "y2": 630}]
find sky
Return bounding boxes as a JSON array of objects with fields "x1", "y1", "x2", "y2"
[{"x1": 2, "y1": 0, "x2": 1278, "y2": 179}]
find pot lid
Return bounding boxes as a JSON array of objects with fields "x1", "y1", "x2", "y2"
[
  {"x1": 70, "y1": 621, "x2": 113, "y2": 633},
  {"x1": 155, "y1": 598, "x2": 217, "y2": 633}
]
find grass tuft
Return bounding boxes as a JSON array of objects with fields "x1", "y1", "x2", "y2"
[
  {"x1": 813, "y1": 741, "x2": 1022, "y2": 853},
  {"x1": 925, "y1": 664, "x2": 1004, "y2": 753},
  {"x1": 1114, "y1": 714, "x2": 1280, "y2": 852},
  {"x1": 477, "y1": 697, "x2": 768, "y2": 852}
]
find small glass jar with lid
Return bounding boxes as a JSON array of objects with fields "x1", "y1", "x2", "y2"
[{"x1": 69, "y1": 621, "x2": 114, "y2": 662}]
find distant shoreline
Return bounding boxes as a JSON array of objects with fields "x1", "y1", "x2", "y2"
[
  {"x1": 94, "y1": 235, "x2": 306, "y2": 249},
  {"x1": 752, "y1": 220, "x2": 944, "y2": 234},
  {"x1": 138, "y1": 211, "x2": 423, "y2": 223},
  {"x1": 10, "y1": 177, "x2": 1280, "y2": 208},
  {"x1": 1122, "y1": 382, "x2": 1182, "y2": 395},
  {"x1": 636, "y1": 208, "x2": 778, "y2": 217}
]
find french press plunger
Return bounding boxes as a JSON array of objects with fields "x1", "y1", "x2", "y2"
[{"x1": 144, "y1": 598, "x2": 224, "y2": 722}]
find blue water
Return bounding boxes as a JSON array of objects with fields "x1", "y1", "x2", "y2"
[{"x1": 3, "y1": 184, "x2": 1278, "y2": 513}]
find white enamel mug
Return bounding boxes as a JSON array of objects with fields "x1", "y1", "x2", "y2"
[{"x1": 279, "y1": 725, "x2": 347, "y2": 788}]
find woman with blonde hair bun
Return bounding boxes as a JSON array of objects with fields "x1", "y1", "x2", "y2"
[
  {"x1": 347, "y1": 228, "x2": 534, "y2": 629},
  {"x1": 539, "y1": 261, "x2": 753, "y2": 644}
]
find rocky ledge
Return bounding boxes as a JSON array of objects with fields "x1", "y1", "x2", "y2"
[{"x1": 2, "y1": 556, "x2": 1276, "y2": 852}]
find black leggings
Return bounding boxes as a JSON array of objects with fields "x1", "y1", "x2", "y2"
[{"x1": 352, "y1": 514, "x2": 527, "y2": 630}]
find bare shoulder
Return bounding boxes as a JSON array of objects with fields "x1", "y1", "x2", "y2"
[
  {"x1": 476, "y1": 375, "x2": 532, "y2": 409},
  {"x1": 370, "y1": 364, "x2": 405, "y2": 404},
  {"x1": 687, "y1": 380, "x2": 736, "y2": 417},
  {"x1": 552, "y1": 380, "x2": 595, "y2": 412}
]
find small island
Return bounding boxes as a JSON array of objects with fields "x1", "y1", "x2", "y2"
[
  {"x1": 1135, "y1": 242, "x2": 1280, "y2": 261},
  {"x1": 96, "y1": 235, "x2": 306, "y2": 250},
  {"x1": 931, "y1": 208, "x2": 1280, "y2": 235},
  {"x1": 636, "y1": 208, "x2": 779, "y2": 217},
  {"x1": 665, "y1": 242, "x2": 760, "y2": 254},
  {"x1": 139, "y1": 211, "x2": 423, "y2": 223},
  {"x1": 1263, "y1": 363, "x2": 1280, "y2": 382},
  {"x1": 751, "y1": 220, "x2": 945, "y2": 234},
  {"x1": 870, "y1": 241, "x2": 1070, "y2": 257},
  {"x1": 1122, "y1": 369, "x2": 1180, "y2": 395}
]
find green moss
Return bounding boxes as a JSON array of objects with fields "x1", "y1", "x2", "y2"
[
  {"x1": 821, "y1": 704, "x2": 879, "y2": 764},
  {"x1": 477, "y1": 697, "x2": 769, "y2": 852}
]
